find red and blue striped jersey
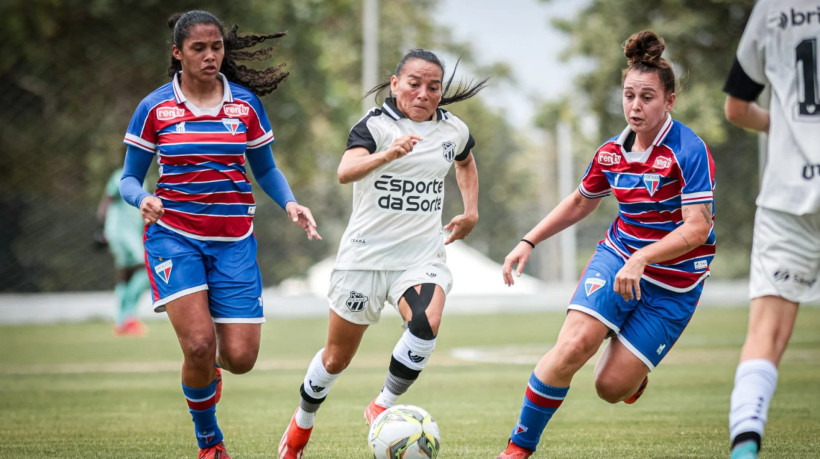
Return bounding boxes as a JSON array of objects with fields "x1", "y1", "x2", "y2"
[
  {"x1": 123, "y1": 73, "x2": 274, "y2": 241},
  {"x1": 579, "y1": 115, "x2": 716, "y2": 292}
]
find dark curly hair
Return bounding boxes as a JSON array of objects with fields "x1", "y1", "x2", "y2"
[
  {"x1": 622, "y1": 30, "x2": 676, "y2": 94},
  {"x1": 167, "y1": 10, "x2": 289, "y2": 96},
  {"x1": 365, "y1": 49, "x2": 489, "y2": 107}
]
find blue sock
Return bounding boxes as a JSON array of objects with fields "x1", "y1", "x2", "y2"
[
  {"x1": 510, "y1": 372, "x2": 569, "y2": 451},
  {"x1": 182, "y1": 379, "x2": 223, "y2": 448}
]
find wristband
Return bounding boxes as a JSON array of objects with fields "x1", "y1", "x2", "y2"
[{"x1": 521, "y1": 238, "x2": 535, "y2": 248}]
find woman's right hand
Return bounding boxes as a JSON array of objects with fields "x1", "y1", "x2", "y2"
[
  {"x1": 382, "y1": 134, "x2": 422, "y2": 163},
  {"x1": 502, "y1": 240, "x2": 534, "y2": 286},
  {"x1": 139, "y1": 195, "x2": 164, "y2": 225}
]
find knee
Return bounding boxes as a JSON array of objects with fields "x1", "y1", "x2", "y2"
[
  {"x1": 409, "y1": 310, "x2": 438, "y2": 340},
  {"x1": 219, "y1": 349, "x2": 259, "y2": 375},
  {"x1": 322, "y1": 350, "x2": 352, "y2": 374},
  {"x1": 404, "y1": 284, "x2": 440, "y2": 340},
  {"x1": 184, "y1": 337, "x2": 217, "y2": 366},
  {"x1": 541, "y1": 340, "x2": 598, "y2": 381},
  {"x1": 222, "y1": 355, "x2": 257, "y2": 374},
  {"x1": 554, "y1": 334, "x2": 600, "y2": 365},
  {"x1": 594, "y1": 375, "x2": 633, "y2": 403},
  {"x1": 594, "y1": 380, "x2": 625, "y2": 404}
]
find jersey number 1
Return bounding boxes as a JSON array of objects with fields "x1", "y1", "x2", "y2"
[{"x1": 796, "y1": 37, "x2": 819, "y2": 118}]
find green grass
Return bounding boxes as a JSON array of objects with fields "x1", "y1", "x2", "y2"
[{"x1": 1, "y1": 306, "x2": 819, "y2": 458}]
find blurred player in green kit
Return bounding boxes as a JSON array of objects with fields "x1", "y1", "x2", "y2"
[{"x1": 97, "y1": 167, "x2": 150, "y2": 336}]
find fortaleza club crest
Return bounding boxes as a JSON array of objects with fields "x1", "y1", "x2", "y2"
[
  {"x1": 584, "y1": 277, "x2": 606, "y2": 296},
  {"x1": 441, "y1": 141, "x2": 456, "y2": 162},
  {"x1": 222, "y1": 118, "x2": 241, "y2": 135},
  {"x1": 345, "y1": 291, "x2": 369, "y2": 312},
  {"x1": 643, "y1": 173, "x2": 661, "y2": 196},
  {"x1": 154, "y1": 260, "x2": 173, "y2": 284}
]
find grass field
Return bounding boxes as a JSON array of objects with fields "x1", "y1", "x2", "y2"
[{"x1": 1, "y1": 305, "x2": 819, "y2": 458}]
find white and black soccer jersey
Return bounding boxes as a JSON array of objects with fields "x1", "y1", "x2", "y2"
[
  {"x1": 723, "y1": 0, "x2": 820, "y2": 215},
  {"x1": 334, "y1": 98, "x2": 475, "y2": 270}
]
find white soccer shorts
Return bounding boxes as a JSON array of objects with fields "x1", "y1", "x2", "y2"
[
  {"x1": 749, "y1": 207, "x2": 820, "y2": 303},
  {"x1": 327, "y1": 261, "x2": 452, "y2": 325}
]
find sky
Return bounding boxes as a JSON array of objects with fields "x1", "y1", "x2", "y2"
[{"x1": 433, "y1": 0, "x2": 591, "y2": 127}]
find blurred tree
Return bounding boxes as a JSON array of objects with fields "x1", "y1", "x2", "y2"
[
  {"x1": 538, "y1": 0, "x2": 758, "y2": 278},
  {"x1": 0, "y1": 0, "x2": 529, "y2": 291}
]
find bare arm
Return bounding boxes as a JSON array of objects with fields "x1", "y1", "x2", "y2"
[
  {"x1": 96, "y1": 195, "x2": 114, "y2": 223},
  {"x1": 725, "y1": 95, "x2": 769, "y2": 133},
  {"x1": 614, "y1": 202, "x2": 713, "y2": 300},
  {"x1": 502, "y1": 189, "x2": 601, "y2": 285},
  {"x1": 337, "y1": 135, "x2": 423, "y2": 184},
  {"x1": 444, "y1": 151, "x2": 479, "y2": 244}
]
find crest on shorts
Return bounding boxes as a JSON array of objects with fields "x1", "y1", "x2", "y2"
[
  {"x1": 154, "y1": 260, "x2": 173, "y2": 284},
  {"x1": 442, "y1": 141, "x2": 456, "y2": 162},
  {"x1": 346, "y1": 291, "x2": 369, "y2": 312},
  {"x1": 643, "y1": 173, "x2": 661, "y2": 196},
  {"x1": 584, "y1": 277, "x2": 606, "y2": 296}
]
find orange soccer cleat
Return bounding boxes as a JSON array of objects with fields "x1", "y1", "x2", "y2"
[
  {"x1": 364, "y1": 398, "x2": 388, "y2": 427},
  {"x1": 198, "y1": 441, "x2": 231, "y2": 459},
  {"x1": 214, "y1": 366, "x2": 222, "y2": 404},
  {"x1": 496, "y1": 439, "x2": 533, "y2": 459},
  {"x1": 278, "y1": 410, "x2": 312, "y2": 459},
  {"x1": 624, "y1": 376, "x2": 649, "y2": 404},
  {"x1": 113, "y1": 318, "x2": 146, "y2": 337}
]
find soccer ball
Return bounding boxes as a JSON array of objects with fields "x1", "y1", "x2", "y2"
[{"x1": 368, "y1": 404, "x2": 440, "y2": 459}]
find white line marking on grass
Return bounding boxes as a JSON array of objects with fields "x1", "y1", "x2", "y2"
[
  {"x1": 450, "y1": 344, "x2": 553, "y2": 365},
  {"x1": 6, "y1": 359, "x2": 313, "y2": 375}
]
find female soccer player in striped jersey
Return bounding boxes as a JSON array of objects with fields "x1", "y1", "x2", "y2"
[
  {"x1": 277, "y1": 49, "x2": 487, "y2": 459},
  {"x1": 497, "y1": 31, "x2": 716, "y2": 459},
  {"x1": 119, "y1": 10, "x2": 321, "y2": 459}
]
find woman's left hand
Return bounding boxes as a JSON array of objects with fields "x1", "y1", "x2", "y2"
[
  {"x1": 286, "y1": 202, "x2": 322, "y2": 240},
  {"x1": 443, "y1": 213, "x2": 478, "y2": 245},
  {"x1": 614, "y1": 252, "x2": 648, "y2": 301}
]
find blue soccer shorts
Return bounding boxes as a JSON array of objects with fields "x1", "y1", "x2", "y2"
[
  {"x1": 568, "y1": 243, "x2": 703, "y2": 370},
  {"x1": 143, "y1": 224, "x2": 264, "y2": 323}
]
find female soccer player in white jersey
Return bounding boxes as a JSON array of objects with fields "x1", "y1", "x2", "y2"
[
  {"x1": 496, "y1": 31, "x2": 717, "y2": 459},
  {"x1": 277, "y1": 49, "x2": 487, "y2": 458},
  {"x1": 723, "y1": 1, "x2": 820, "y2": 458},
  {"x1": 119, "y1": 10, "x2": 321, "y2": 459}
]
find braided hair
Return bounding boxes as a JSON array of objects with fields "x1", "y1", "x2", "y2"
[
  {"x1": 622, "y1": 30, "x2": 676, "y2": 94},
  {"x1": 366, "y1": 49, "x2": 489, "y2": 106},
  {"x1": 167, "y1": 10, "x2": 289, "y2": 96}
]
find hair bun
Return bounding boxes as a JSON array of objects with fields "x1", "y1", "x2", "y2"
[
  {"x1": 168, "y1": 12, "x2": 183, "y2": 30},
  {"x1": 624, "y1": 30, "x2": 665, "y2": 67}
]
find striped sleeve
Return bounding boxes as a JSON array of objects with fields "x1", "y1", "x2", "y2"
[
  {"x1": 124, "y1": 98, "x2": 159, "y2": 152},
  {"x1": 678, "y1": 135, "x2": 715, "y2": 206}
]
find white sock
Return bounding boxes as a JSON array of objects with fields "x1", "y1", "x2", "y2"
[
  {"x1": 294, "y1": 407, "x2": 315, "y2": 429},
  {"x1": 375, "y1": 330, "x2": 436, "y2": 407},
  {"x1": 375, "y1": 387, "x2": 399, "y2": 408},
  {"x1": 296, "y1": 348, "x2": 341, "y2": 429},
  {"x1": 729, "y1": 358, "x2": 778, "y2": 443},
  {"x1": 302, "y1": 348, "x2": 340, "y2": 400},
  {"x1": 392, "y1": 329, "x2": 436, "y2": 372}
]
